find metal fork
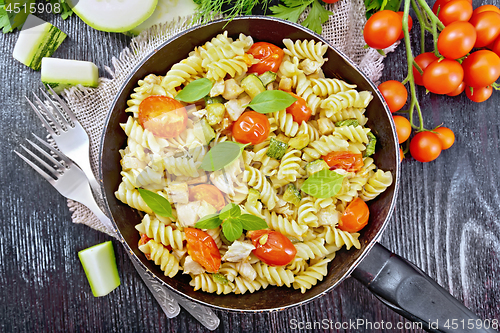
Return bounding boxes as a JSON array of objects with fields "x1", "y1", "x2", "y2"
[
  {"x1": 14, "y1": 135, "x2": 220, "y2": 330},
  {"x1": 26, "y1": 86, "x2": 101, "y2": 200}
]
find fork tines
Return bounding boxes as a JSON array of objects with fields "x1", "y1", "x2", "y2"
[
  {"x1": 14, "y1": 134, "x2": 71, "y2": 184},
  {"x1": 25, "y1": 86, "x2": 77, "y2": 136}
]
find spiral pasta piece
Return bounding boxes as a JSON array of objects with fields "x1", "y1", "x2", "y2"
[
  {"x1": 297, "y1": 196, "x2": 318, "y2": 227},
  {"x1": 277, "y1": 149, "x2": 303, "y2": 182},
  {"x1": 272, "y1": 109, "x2": 299, "y2": 137},
  {"x1": 115, "y1": 182, "x2": 153, "y2": 214},
  {"x1": 320, "y1": 90, "x2": 373, "y2": 117},
  {"x1": 324, "y1": 226, "x2": 361, "y2": 250},
  {"x1": 286, "y1": 258, "x2": 309, "y2": 275},
  {"x1": 283, "y1": 39, "x2": 328, "y2": 62},
  {"x1": 244, "y1": 166, "x2": 278, "y2": 210},
  {"x1": 206, "y1": 55, "x2": 253, "y2": 81},
  {"x1": 306, "y1": 133, "x2": 349, "y2": 158},
  {"x1": 160, "y1": 54, "x2": 204, "y2": 95},
  {"x1": 292, "y1": 258, "x2": 331, "y2": 293},
  {"x1": 189, "y1": 273, "x2": 235, "y2": 295},
  {"x1": 263, "y1": 209, "x2": 308, "y2": 239},
  {"x1": 311, "y1": 78, "x2": 357, "y2": 97},
  {"x1": 334, "y1": 125, "x2": 371, "y2": 144},
  {"x1": 360, "y1": 170, "x2": 393, "y2": 201},
  {"x1": 294, "y1": 238, "x2": 330, "y2": 261},
  {"x1": 139, "y1": 239, "x2": 181, "y2": 277},
  {"x1": 252, "y1": 261, "x2": 295, "y2": 287},
  {"x1": 136, "y1": 214, "x2": 184, "y2": 250},
  {"x1": 321, "y1": 107, "x2": 368, "y2": 126},
  {"x1": 120, "y1": 117, "x2": 170, "y2": 154},
  {"x1": 233, "y1": 276, "x2": 269, "y2": 294},
  {"x1": 219, "y1": 262, "x2": 238, "y2": 282}
]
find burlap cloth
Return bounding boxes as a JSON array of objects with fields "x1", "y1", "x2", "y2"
[{"x1": 65, "y1": 0, "x2": 397, "y2": 237}]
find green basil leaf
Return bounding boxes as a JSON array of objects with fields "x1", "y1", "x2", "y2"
[
  {"x1": 247, "y1": 90, "x2": 296, "y2": 114},
  {"x1": 137, "y1": 188, "x2": 173, "y2": 218},
  {"x1": 200, "y1": 141, "x2": 242, "y2": 172},
  {"x1": 219, "y1": 203, "x2": 241, "y2": 221},
  {"x1": 195, "y1": 214, "x2": 222, "y2": 230},
  {"x1": 174, "y1": 78, "x2": 213, "y2": 103},
  {"x1": 222, "y1": 218, "x2": 243, "y2": 242},
  {"x1": 238, "y1": 214, "x2": 268, "y2": 231},
  {"x1": 300, "y1": 169, "x2": 345, "y2": 198}
]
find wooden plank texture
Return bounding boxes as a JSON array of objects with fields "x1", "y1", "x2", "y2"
[{"x1": 1, "y1": 2, "x2": 499, "y2": 332}]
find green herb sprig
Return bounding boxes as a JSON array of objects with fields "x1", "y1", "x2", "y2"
[
  {"x1": 175, "y1": 78, "x2": 213, "y2": 103},
  {"x1": 195, "y1": 203, "x2": 268, "y2": 242},
  {"x1": 247, "y1": 90, "x2": 296, "y2": 114},
  {"x1": 200, "y1": 141, "x2": 248, "y2": 172},
  {"x1": 270, "y1": 0, "x2": 333, "y2": 35},
  {"x1": 301, "y1": 169, "x2": 345, "y2": 198},
  {"x1": 137, "y1": 188, "x2": 173, "y2": 218}
]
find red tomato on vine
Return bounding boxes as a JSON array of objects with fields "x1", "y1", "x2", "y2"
[
  {"x1": 378, "y1": 80, "x2": 408, "y2": 113},
  {"x1": 437, "y1": 21, "x2": 476, "y2": 59},
  {"x1": 469, "y1": 11, "x2": 500, "y2": 48},
  {"x1": 437, "y1": 0, "x2": 473, "y2": 26},
  {"x1": 363, "y1": 10, "x2": 402, "y2": 49},
  {"x1": 410, "y1": 132, "x2": 442, "y2": 162},
  {"x1": 465, "y1": 85, "x2": 493, "y2": 103},
  {"x1": 462, "y1": 50, "x2": 500, "y2": 88},
  {"x1": 422, "y1": 59, "x2": 464, "y2": 94}
]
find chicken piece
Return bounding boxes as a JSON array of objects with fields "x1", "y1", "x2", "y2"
[
  {"x1": 210, "y1": 79, "x2": 225, "y2": 97},
  {"x1": 222, "y1": 240, "x2": 255, "y2": 262},
  {"x1": 278, "y1": 77, "x2": 293, "y2": 92},
  {"x1": 183, "y1": 255, "x2": 206, "y2": 275},
  {"x1": 176, "y1": 201, "x2": 202, "y2": 227},
  {"x1": 222, "y1": 79, "x2": 244, "y2": 100},
  {"x1": 197, "y1": 200, "x2": 217, "y2": 220},
  {"x1": 236, "y1": 260, "x2": 257, "y2": 281},
  {"x1": 317, "y1": 205, "x2": 340, "y2": 226},
  {"x1": 224, "y1": 93, "x2": 252, "y2": 121},
  {"x1": 186, "y1": 173, "x2": 208, "y2": 185},
  {"x1": 120, "y1": 155, "x2": 147, "y2": 171},
  {"x1": 317, "y1": 117, "x2": 334, "y2": 135},
  {"x1": 167, "y1": 182, "x2": 189, "y2": 204},
  {"x1": 172, "y1": 248, "x2": 187, "y2": 262}
]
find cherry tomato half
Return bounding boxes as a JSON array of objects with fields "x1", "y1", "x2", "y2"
[
  {"x1": 363, "y1": 10, "x2": 402, "y2": 49},
  {"x1": 339, "y1": 197, "x2": 370, "y2": 233},
  {"x1": 248, "y1": 230, "x2": 296, "y2": 266},
  {"x1": 423, "y1": 59, "x2": 464, "y2": 94},
  {"x1": 138, "y1": 96, "x2": 188, "y2": 139},
  {"x1": 393, "y1": 115, "x2": 411, "y2": 143},
  {"x1": 185, "y1": 228, "x2": 221, "y2": 273},
  {"x1": 322, "y1": 151, "x2": 364, "y2": 172},
  {"x1": 410, "y1": 131, "x2": 442, "y2": 162},
  {"x1": 466, "y1": 85, "x2": 493, "y2": 103},
  {"x1": 413, "y1": 52, "x2": 439, "y2": 86},
  {"x1": 232, "y1": 111, "x2": 270, "y2": 145},
  {"x1": 396, "y1": 12, "x2": 413, "y2": 40},
  {"x1": 469, "y1": 11, "x2": 500, "y2": 48},
  {"x1": 189, "y1": 184, "x2": 225, "y2": 211},
  {"x1": 378, "y1": 80, "x2": 408, "y2": 112},
  {"x1": 462, "y1": 50, "x2": 500, "y2": 88},
  {"x1": 247, "y1": 42, "x2": 284, "y2": 75},
  {"x1": 286, "y1": 92, "x2": 312, "y2": 124},
  {"x1": 438, "y1": 0, "x2": 473, "y2": 26},
  {"x1": 434, "y1": 127, "x2": 455, "y2": 150},
  {"x1": 437, "y1": 21, "x2": 476, "y2": 59}
]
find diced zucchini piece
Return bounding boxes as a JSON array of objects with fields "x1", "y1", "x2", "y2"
[
  {"x1": 41, "y1": 58, "x2": 99, "y2": 93},
  {"x1": 194, "y1": 118, "x2": 216, "y2": 145},
  {"x1": 212, "y1": 273, "x2": 229, "y2": 285},
  {"x1": 241, "y1": 74, "x2": 266, "y2": 99},
  {"x1": 204, "y1": 95, "x2": 225, "y2": 105},
  {"x1": 364, "y1": 132, "x2": 377, "y2": 157},
  {"x1": 283, "y1": 184, "x2": 301, "y2": 206},
  {"x1": 305, "y1": 159, "x2": 329, "y2": 176},
  {"x1": 259, "y1": 71, "x2": 277, "y2": 87},
  {"x1": 66, "y1": 0, "x2": 157, "y2": 33},
  {"x1": 12, "y1": 15, "x2": 67, "y2": 71},
  {"x1": 78, "y1": 241, "x2": 121, "y2": 297},
  {"x1": 288, "y1": 134, "x2": 310, "y2": 150},
  {"x1": 205, "y1": 103, "x2": 226, "y2": 126},
  {"x1": 266, "y1": 137, "x2": 288, "y2": 160},
  {"x1": 247, "y1": 188, "x2": 260, "y2": 206},
  {"x1": 335, "y1": 119, "x2": 359, "y2": 127},
  {"x1": 220, "y1": 231, "x2": 232, "y2": 246},
  {"x1": 127, "y1": 0, "x2": 197, "y2": 35}
]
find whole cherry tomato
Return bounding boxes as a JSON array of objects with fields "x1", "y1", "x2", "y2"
[
  {"x1": 189, "y1": 184, "x2": 225, "y2": 211},
  {"x1": 423, "y1": 59, "x2": 464, "y2": 94},
  {"x1": 438, "y1": 0, "x2": 473, "y2": 26},
  {"x1": 432, "y1": 0, "x2": 472, "y2": 14},
  {"x1": 472, "y1": 4, "x2": 500, "y2": 16},
  {"x1": 248, "y1": 230, "x2": 296, "y2": 266},
  {"x1": 378, "y1": 80, "x2": 408, "y2": 112},
  {"x1": 465, "y1": 85, "x2": 493, "y2": 103},
  {"x1": 393, "y1": 115, "x2": 411, "y2": 143},
  {"x1": 138, "y1": 96, "x2": 187, "y2": 139},
  {"x1": 410, "y1": 132, "x2": 442, "y2": 162},
  {"x1": 396, "y1": 12, "x2": 413, "y2": 40},
  {"x1": 434, "y1": 127, "x2": 455, "y2": 150},
  {"x1": 446, "y1": 81, "x2": 465, "y2": 96},
  {"x1": 462, "y1": 50, "x2": 500, "y2": 88},
  {"x1": 232, "y1": 111, "x2": 270, "y2": 145},
  {"x1": 413, "y1": 52, "x2": 439, "y2": 86},
  {"x1": 286, "y1": 92, "x2": 312, "y2": 124},
  {"x1": 338, "y1": 198, "x2": 370, "y2": 233},
  {"x1": 437, "y1": 21, "x2": 476, "y2": 59},
  {"x1": 185, "y1": 228, "x2": 221, "y2": 273},
  {"x1": 247, "y1": 42, "x2": 284, "y2": 75},
  {"x1": 363, "y1": 10, "x2": 402, "y2": 49},
  {"x1": 322, "y1": 151, "x2": 364, "y2": 172},
  {"x1": 469, "y1": 11, "x2": 500, "y2": 48}
]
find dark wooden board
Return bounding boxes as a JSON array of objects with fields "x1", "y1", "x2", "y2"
[{"x1": 1, "y1": 2, "x2": 499, "y2": 332}]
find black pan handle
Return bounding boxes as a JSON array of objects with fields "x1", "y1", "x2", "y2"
[{"x1": 352, "y1": 243, "x2": 498, "y2": 333}]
